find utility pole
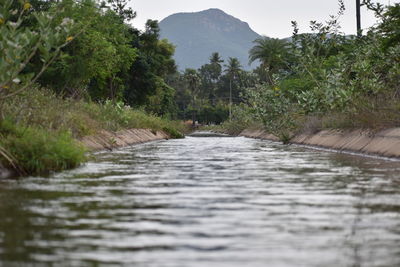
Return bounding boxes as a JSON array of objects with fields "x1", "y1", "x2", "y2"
[
  {"x1": 229, "y1": 77, "x2": 232, "y2": 121},
  {"x1": 356, "y1": 0, "x2": 362, "y2": 37}
]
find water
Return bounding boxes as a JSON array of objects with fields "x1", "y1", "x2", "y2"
[{"x1": 1, "y1": 132, "x2": 400, "y2": 266}]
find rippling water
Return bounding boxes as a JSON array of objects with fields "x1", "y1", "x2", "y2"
[{"x1": 1, "y1": 132, "x2": 400, "y2": 266}]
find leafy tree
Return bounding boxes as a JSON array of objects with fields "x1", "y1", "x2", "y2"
[
  {"x1": 365, "y1": 1, "x2": 400, "y2": 49},
  {"x1": 35, "y1": 1, "x2": 137, "y2": 101},
  {"x1": 249, "y1": 37, "x2": 290, "y2": 85},
  {"x1": 146, "y1": 78, "x2": 177, "y2": 118},
  {"x1": 101, "y1": 0, "x2": 136, "y2": 22},
  {"x1": 0, "y1": 0, "x2": 74, "y2": 101},
  {"x1": 167, "y1": 72, "x2": 192, "y2": 120},
  {"x1": 124, "y1": 20, "x2": 176, "y2": 107},
  {"x1": 198, "y1": 52, "x2": 224, "y2": 102}
]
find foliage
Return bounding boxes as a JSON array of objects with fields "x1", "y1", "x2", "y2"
[
  {"x1": 224, "y1": 0, "x2": 400, "y2": 142},
  {"x1": 0, "y1": 0, "x2": 186, "y2": 176},
  {"x1": 0, "y1": 86, "x2": 187, "y2": 176},
  {"x1": 145, "y1": 78, "x2": 177, "y2": 118},
  {"x1": 244, "y1": 84, "x2": 300, "y2": 140},
  {"x1": 34, "y1": 0, "x2": 137, "y2": 100},
  {"x1": 197, "y1": 101, "x2": 229, "y2": 125},
  {"x1": 162, "y1": 126, "x2": 184, "y2": 139},
  {"x1": 0, "y1": 0, "x2": 74, "y2": 100},
  {"x1": 170, "y1": 53, "x2": 251, "y2": 125},
  {"x1": 124, "y1": 20, "x2": 177, "y2": 107},
  {"x1": 220, "y1": 104, "x2": 260, "y2": 135},
  {"x1": 249, "y1": 37, "x2": 290, "y2": 84},
  {"x1": 0, "y1": 119, "x2": 86, "y2": 176},
  {"x1": 101, "y1": 0, "x2": 136, "y2": 22}
]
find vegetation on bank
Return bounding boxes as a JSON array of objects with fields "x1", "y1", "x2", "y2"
[
  {"x1": 1, "y1": 0, "x2": 399, "y2": 175},
  {"x1": 0, "y1": 0, "x2": 186, "y2": 176},
  {"x1": 0, "y1": 87, "x2": 186, "y2": 176},
  {"x1": 209, "y1": 1, "x2": 400, "y2": 141}
]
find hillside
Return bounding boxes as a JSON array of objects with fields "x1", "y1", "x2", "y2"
[{"x1": 159, "y1": 8, "x2": 262, "y2": 71}]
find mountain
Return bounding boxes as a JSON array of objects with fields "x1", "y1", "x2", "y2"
[{"x1": 159, "y1": 8, "x2": 262, "y2": 71}]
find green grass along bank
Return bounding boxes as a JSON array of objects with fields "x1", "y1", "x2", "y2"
[{"x1": 0, "y1": 88, "x2": 186, "y2": 178}]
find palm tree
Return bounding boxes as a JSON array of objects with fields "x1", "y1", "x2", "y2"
[
  {"x1": 209, "y1": 52, "x2": 224, "y2": 82},
  {"x1": 224, "y1": 57, "x2": 242, "y2": 120},
  {"x1": 184, "y1": 68, "x2": 201, "y2": 126},
  {"x1": 208, "y1": 52, "x2": 224, "y2": 103},
  {"x1": 249, "y1": 37, "x2": 289, "y2": 85},
  {"x1": 210, "y1": 52, "x2": 224, "y2": 65}
]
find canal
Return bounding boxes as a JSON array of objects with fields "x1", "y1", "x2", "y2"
[{"x1": 1, "y1": 132, "x2": 400, "y2": 266}]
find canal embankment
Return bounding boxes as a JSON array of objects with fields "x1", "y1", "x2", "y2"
[
  {"x1": 240, "y1": 128, "x2": 400, "y2": 158},
  {"x1": 80, "y1": 128, "x2": 171, "y2": 151},
  {"x1": 0, "y1": 128, "x2": 173, "y2": 179},
  {"x1": 0, "y1": 87, "x2": 187, "y2": 178}
]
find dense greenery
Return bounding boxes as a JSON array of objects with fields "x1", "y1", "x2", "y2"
[
  {"x1": 0, "y1": 87, "x2": 187, "y2": 175},
  {"x1": 169, "y1": 52, "x2": 259, "y2": 125},
  {"x1": 0, "y1": 0, "x2": 185, "y2": 175},
  {"x1": 1, "y1": 0, "x2": 179, "y2": 114},
  {"x1": 223, "y1": 1, "x2": 400, "y2": 141},
  {"x1": 1, "y1": 0, "x2": 399, "y2": 174}
]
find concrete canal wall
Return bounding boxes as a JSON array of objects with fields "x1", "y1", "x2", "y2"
[
  {"x1": 240, "y1": 128, "x2": 400, "y2": 158},
  {"x1": 80, "y1": 128, "x2": 170, "y2": 151}
]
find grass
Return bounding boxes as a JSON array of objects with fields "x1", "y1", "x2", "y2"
[
  {"x1": 0, "y1": 87, "x2": 187, "y2": 176},
  {"x1": 1, "y1": 88, "x2": 187, "y2": 138},
  {"x1": 298, "y1": 98, "x2": 400, "y2": 134},
  {"x1": 215, "y1": 95, "x2": 400, "y2": 143},
  {"x1": 0, "y1": 119, "x2": 86, "y2": 176}
]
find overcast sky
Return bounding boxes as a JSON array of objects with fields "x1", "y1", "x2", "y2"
[{"x1": 128, "y1": 0, "x2": 396, "y2": 38}]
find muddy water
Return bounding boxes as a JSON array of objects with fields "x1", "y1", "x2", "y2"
[{"x1": 1, "y1": 132, "x2": 400, "y2": 266}]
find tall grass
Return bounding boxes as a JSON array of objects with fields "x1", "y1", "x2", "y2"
[
  {"x1": 0, "y1": 87, "x2": 187, "y2": 176},
  {"x1": 1, "y1": 88, "x2": 187, "y2": 138},
  {"x1": 0, "y1": 119, "x2": 86, "y2": 176}
]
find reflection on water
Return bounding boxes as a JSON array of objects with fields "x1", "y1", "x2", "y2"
[{"x1": 1, "y1": 132, "x2": 400, "y2": 266}]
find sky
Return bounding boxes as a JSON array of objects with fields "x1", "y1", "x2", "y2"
[{"x1": 128, "y1": 0, "x2": 397, "y2": 38}]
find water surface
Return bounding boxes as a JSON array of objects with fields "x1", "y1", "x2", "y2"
[{"x1": 1, "y1": 132, "x2": 400, "y2": 266}]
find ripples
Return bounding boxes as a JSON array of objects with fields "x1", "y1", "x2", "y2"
[{"x1": 1, "y1": 133, "x2": 400, "y2": 266}]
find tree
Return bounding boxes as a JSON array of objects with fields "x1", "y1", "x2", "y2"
[
  {"x1": 224, "y1": 57, "x2": 242, "y2": 120},
  {"x1": 209, "y1": 52, "x2": 224, "y2": 82},
  {"x1": 249, "y1": 37, "x2": 289, "y2": 85},
  {"x1": 198, "y1": 52, "x2": 224, "y2": 102},
  {"x1": 101, "y1": 0, "x2": 136, "y2": 22},
  {"x1": 364, "y1": 1, "x2": 400, "y2": 49},
  {"x1": 0, "y1": 0, "x2": 75, "y2": 101},
  {"x1": 183, "y1": 69, "x2": 201, "y2": 126},
  {"x1": 35, "y1": 2, "x2": 137, "y2": 101},
  {"x1": 123, "y1": 20, "x2": 176, "y2": 107}
]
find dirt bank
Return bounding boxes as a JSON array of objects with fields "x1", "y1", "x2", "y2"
[
  {"x1": 240, "y1": 128, "x2": 400, "y2": 158},
  {"x1": 80, "y1": 128, "x2": 170, "y2": 151}
]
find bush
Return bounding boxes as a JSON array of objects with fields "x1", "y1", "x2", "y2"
[
  {"x1": 0, "y1": 119, "x2": 86, "y2": 176},
  {"x1": 220, "y1": 104, "x2": 261, "y2": 135},
  {"x1": 162, "y1": 126, "x2": 184, "y2": 139},
  {"x1": 0, "y1": 87, "x2": 188, "y2": 176}
]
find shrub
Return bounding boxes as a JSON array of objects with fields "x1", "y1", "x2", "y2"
[
  {"x1": 0, "y1": 119, "x2": 86, "y2": 176},
  {"x1": 162, "y1": 126, "x2": 184, "y2": 139}
]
